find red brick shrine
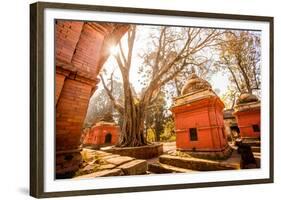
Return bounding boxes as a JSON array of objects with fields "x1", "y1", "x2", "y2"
[
  {"x1": 55, "y1": 20, "x2": 129, "y2": 178},
  {"x1": 233, "y1": 93, "x2": 261, "y2": 139},
  {"x1": 83, "y1": 120, "x2": 120, "y2": 149},
  {"x1": 171, "y1": 73, "x2": 228, "y2": 153}
]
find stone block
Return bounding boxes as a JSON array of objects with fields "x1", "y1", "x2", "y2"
[
  {"x1": 159, "y1": 155, "x2": 238, "y2": 171},
  {"x1": 148, "y1": 163, "x2": 193, "y2": 174},
  {"x1": 118, "y1": 159, "x2": 148, "y2": 175},
  {"x1": 75, "y1": 169, "x2": 123, "y2": 179},
  {"x1": 103, "y1": 143, "x2": 163, "y2": 159},
  {"x1": 105, "y1": 156, "x2": 134, "y2": 166}
]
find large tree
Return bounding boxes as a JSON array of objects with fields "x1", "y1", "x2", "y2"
[
  {"x1": 101, "y1": 25, "x2": 223, "y2": 147},
  {"x1": 217, "y1": 31, "x2": 261, "y2": 94}
]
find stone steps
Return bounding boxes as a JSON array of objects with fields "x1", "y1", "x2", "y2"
[
  {"x1": 159, "y1": 155, "x2": 239, "y2": 171},
  {"x1": 253, "y1": 152, "x2": 261, "y2": 168},
  {"x1": 148, "y1": 162, "x2": 195, "y2": 174},
  {"x1": 242, "y1": 138, "x2": 261, "y2": 147},
  {"x1": 251, "y1": 146, "x2": 261, "y2": 153},
  {"x1": 75, "y1": 149, "x2": 148, "y2": 178}
]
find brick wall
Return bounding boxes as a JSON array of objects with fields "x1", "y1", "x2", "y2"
[
  {"x1": 235, "y1": 109, "x2": 260, "y2": 138},
  {"x1": 56, "y1": 79, "x2": 92, "y2": 151},
  {"x1": 56, "y1": 21, "x2": 84, "y2": 63},
  {"x1": 173, "y1": 96, "x2": 227, "y2": 152},
  {"x1": 55, "y1": 20, "x2": 129, "y2": 177},
  {"x1": 55, "y1": 73, "x2": 66, "y2": 104}
]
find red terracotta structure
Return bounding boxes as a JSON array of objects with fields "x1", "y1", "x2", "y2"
[
  {"x1": 233, "y1": 93, "x2": 261, "y2": 139},
  {"x1": 171, "y1": 73, "x2": 228, "y2": 153},
  {"x1": 83, "y1": 121, "x2": 120, "y2": 149},
  {"x1": 55, "y1": 20, "x2": 129, "y2": 178}
]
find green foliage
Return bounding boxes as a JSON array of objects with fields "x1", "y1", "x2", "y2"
[
  {"x1": 146, "y1": 128, "x2": 156, "y2": 142},
  {"x1": 145, "y1": 90, "x2": 167, "y2": 141},
  {"x1": 160, "y1": 117, "x2": 176, "y2": 142}
]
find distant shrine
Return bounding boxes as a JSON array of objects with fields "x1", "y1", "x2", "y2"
[
  {"x1": 171, "y1": 72, "x2": 229, "y2": 155},
  {"x1": 82, "y1": 113, "x2": 120, "y2": 149},
  {"x1": 233, "y1": 93, "x2": 260, "y2": 140}
]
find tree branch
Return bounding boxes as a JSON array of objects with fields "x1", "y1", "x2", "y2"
[{"x1": 99, "y1": 74, "x2": 124, "y2": 115}]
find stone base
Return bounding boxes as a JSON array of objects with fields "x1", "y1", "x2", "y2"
[
  {"x1": 159, "y1": 154, "x2": 238, "y2": 171},
  {"x1": 102, "y1": 143, "x2": 163, "y2": 159},
  {"x1": 176, "y1": 145, "x2": 233, "y2": 160},
  {"x1": 82, "y1": 143, "x2": 114, "y2": 150},
  {"x1": 56, "y1": 149, "x2": 82, "y2": 179},
  {"x1": 241, "y1": 137, "x2": 261, "y2": 146}
]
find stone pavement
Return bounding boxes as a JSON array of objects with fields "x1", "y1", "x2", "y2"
[{"x1": 74, "y1": 149, "x2": 148, "y2": 179}]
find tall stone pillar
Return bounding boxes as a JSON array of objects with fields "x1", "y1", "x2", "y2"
[{"x1": 55, "y1": 21, "x2": 129, "y2": 178}]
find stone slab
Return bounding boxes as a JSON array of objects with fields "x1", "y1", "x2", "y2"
[
  {"x1": 159, "y1": 155, "x2": 238, "y2": 171},
  {"x1": 103, "y1": 143, "x2": 163, "y2": 159},
  {"x1": 105, "y1": 156, "x2": 134, "y2": 166},
  {"x1": 98, "y1": 164, "x2": 116, "y2": 170},
  {"x1": 148, "y1": 163, "x2": 194, "y2": 174},
  {"x1": 75, "y1": 169, "x2": 123, "y2": 179},
  {"x1": 117, "y1": 159, "x2": 148, "y2": 175},
  {"x1": 102, "y1": 155, "x2": 120, "y2": 160}
]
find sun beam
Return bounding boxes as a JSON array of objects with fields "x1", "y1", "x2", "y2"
[{"x1": 110, "y1": 45, "x2": 119, "y2": 55}]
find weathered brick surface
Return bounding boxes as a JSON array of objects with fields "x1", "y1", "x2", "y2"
[
  {"x1": 56, "y1": 21, "x2": 84, "y2": 63},
  {"x1": 56, "y1": 79, "x2": 92, "y2": 151},
  {"x1": 55, "y1": 20, "x2": 129, "y2": 178},
  {"x1": 71, "y1": 24, "x2": 105, "y2": 78},
  {"x1": 55, "y1": 73, "x2": 66, "y2": 104}
]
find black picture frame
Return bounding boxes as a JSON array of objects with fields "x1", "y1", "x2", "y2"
[{"x1": 30, "y1": 1, "x2": 274, "y2": 198}]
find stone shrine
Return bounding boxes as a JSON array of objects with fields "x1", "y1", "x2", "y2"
[
  {"x1": 233, "y1": 93, "x2": 261, "y2": 139},
  {"x1": 83, "y1": 114, "x2": 120, "y2": 149},
  {"x1": 171, "y1": 72, "x2": 229, "y2": 154}
]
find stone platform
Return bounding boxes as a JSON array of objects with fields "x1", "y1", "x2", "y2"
[
  {"x1": 157, "y1": 154, "x2": 239, "y2": 171},
  {"x1": 101, "y1": 143, "x2": 163, "y2": 159},
  {"x1": 148, "y1": 147, "x2": 260, "y2": 174},
  {"x1": 176, "y1": 145, "x2": 233, "y2": 160},
  {"x1": 74, "y1": 149, "x2": 148, "y2": 179}
]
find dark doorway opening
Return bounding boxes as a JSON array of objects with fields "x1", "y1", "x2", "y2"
[
  {"x1": 230, "y1": 126, "x2": 240, "y2": 133},
  {"x1": 105, "y1": 133, "x2": 112, "y2": 144},
  {"x1": 230, "y1": 125, "x2": 240, "y2": 138}
]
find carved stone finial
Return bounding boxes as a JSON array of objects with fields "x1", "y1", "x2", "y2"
[
  {"x1": 236, "y1": 93, "x2": 259, "y2": 105},
  {"x1": 180, "y1": 72, "x2": 212, "y2": 95}
]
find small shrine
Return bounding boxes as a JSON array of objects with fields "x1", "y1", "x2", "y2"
[
  {"x1": 82, "y1": 113, "x2": 120, "y2": 149},
  {"x1": 171, "y1": 72, "x2": 228, "y2": 154},
  {"x1": 233, "y1": 93, "x2": 260, "y2": 139}
]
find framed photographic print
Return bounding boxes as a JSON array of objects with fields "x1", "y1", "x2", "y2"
[{"x1": 30, "y1": 1, "x2": 274, "y2": 198}]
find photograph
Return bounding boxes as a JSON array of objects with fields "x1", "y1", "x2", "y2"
[
  {"x1": 55, "y1": 20, "x2": 262, "y2": 179},
  {"x1": 29, "y1": 2, "x2": 273, "y2": 197}
]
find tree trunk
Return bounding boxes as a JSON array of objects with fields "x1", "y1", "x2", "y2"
[
  {"x1": 116, "y1": 68, "x2": 148, "y2": 147},
  {"x1": 227, "y1": 66, "x2": 242, "y2": 93},
  {"x1": 117, "y1": 101, "x2": 148, "y2": 147},
  {"x1": 237, "y1": 55, "x2": 252, "y2": 93}
]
